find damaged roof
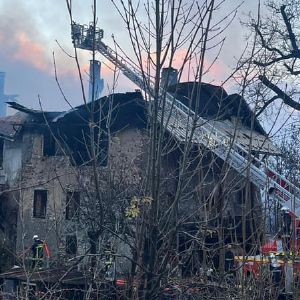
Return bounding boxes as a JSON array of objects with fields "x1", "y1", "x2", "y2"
[
  {"x1": 6, "y1": 91, "x2": 145, "y2": 128},
  {"x1": 167, "y1": 82, "x2": 279, "y2": 155},
  {"x1": 168, "y1": 82, "x2": 265, "y2": 135},
  {"x1": 1, "y1": 84, "x2": 279, "y2": 154},
  {"x1": 0, "y1": 113, "x2": 28, "y2": 141},
  {"x1": 51, "y1": 91, "x2": 146, "y2": 131},
  {"x1": 207, "y1": 119, "x2": 279, "y2": 154}
]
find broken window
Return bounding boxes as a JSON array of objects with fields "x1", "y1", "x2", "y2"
[
  {"x1": 66, "y1": 235, "x2": 77, "y2": 255},
  {"x1": 61, "y1": 126, "x2": 109, "y2": 167},
  {"x1": 66, "y1": 191, "x2": 80, "y2": 220},
  {"x1": 43, "y1": 131, "x2": 56, "y2": 156},
  {"x1": 33, "y1": 190, "x2": 47, "y2": 218}
]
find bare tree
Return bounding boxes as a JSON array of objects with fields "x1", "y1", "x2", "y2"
[
  {"x1": 1, "y1": 0, "x2": 295, "y2": 299},
  {"x1": 248, "y1": 0, "x2": 300, "y2": 114},
  {"x1": 97, "y1": 0, "x2": 265, "y2": 299}
]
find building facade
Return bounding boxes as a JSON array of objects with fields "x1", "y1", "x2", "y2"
[{"x1": 0, "y1": 84, "x2": 278, "y2": 275}]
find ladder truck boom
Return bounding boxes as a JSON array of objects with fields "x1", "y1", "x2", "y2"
[{"x1": 71, "y1": 22, "x2": 300, "y2": 218}]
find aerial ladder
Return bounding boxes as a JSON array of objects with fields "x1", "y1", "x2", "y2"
[{"x1": 71, "y1": 22, "x2": 300, "y2": 223}]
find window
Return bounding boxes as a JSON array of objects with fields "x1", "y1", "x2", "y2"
[
  {"x1": 43, "y1": 131, "x2": 56, "y2": 156},
  {"x1": 66, "y1": 191, "x2": 80, "y2": 220},
  {"x1": 236, "y1": 188, "x2": 245, "y2": 205},
  {"x1": 33, "y1": 190, "x2": 47, "y2": 218},
  {"x1": 66, "y1": 235, "x2": 77, "y2": 255}
]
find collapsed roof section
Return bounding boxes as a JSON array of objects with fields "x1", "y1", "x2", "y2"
[
  {"x1": 0, "y1": 112, "x2": 30, "y2": 141},
  {"x1": 6, "y1": 90, "x2": 145, "y2": 129},
  {"x1": 2, "y1": 92, "x2": 146, "y2": 166},
  {"x1": 51, "y1": 91, "x2": 146, "y2": 131}
]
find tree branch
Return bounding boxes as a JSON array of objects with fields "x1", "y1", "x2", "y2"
[
  {"x1": 255, "y1": 95, "x2": 279, "y2": 118},
  {"x1": 284, "y1": 62, "x2": 300, "y2": 75},
  {"x1": 280, "y1": 5, "x2": 299, "y2": 54},
  {"x1": 254, "y1": 24, "x2": 286, "y2": 57},
  {"x1": 258, "y1": 75, "x2": 300, "y2": 111}
]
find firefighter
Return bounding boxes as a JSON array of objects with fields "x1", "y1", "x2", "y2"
[
  {"x1": 281, "y1": 206, "x2": 292, "y2": 236},
  {"x1": 225, "y1": 244, "x2": 234, "y2": 274},
  {"x1": 31, "y1": 235, "x2": 44, "y2": 269},
  {"x1": 84, "y1": 24, "x2": 94, "y2": 48},
  {"x1": 104, "y1": 242, "x2": 115, "y2": 281},
  {"x1": 269, "y1": 253, "x2": 282, "y2": 287}
]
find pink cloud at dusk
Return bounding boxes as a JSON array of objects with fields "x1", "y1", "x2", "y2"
[
  {"x1": 0, "y1": 28, "x2": 53, "y2": 75},
  {"x1": 13, "y1": 32, "x2": 49, "y2": 72},
  {"x1": 143, "y1": 47, "x2": 232, "y2": 89},
  {"x1": 171, "y1": 48, "x2": 231, "y2": 86},
  {"x1": 0, "y1": 29, "x2": 91, "y2": 81}
]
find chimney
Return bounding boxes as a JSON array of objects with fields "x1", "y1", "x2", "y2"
[
  {"x1": 161, "y1": 67, "x2": 178, "y2": 89},
  {"x1": 88, "y1": 60, "x2": 104, "y2": 102}
]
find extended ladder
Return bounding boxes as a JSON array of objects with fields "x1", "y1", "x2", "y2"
[{"x1": 71, "y1": 22, "x2": 300, "y2": 218}]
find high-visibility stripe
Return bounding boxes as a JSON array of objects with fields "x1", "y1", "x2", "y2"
[{"x1": 35, "y1": 245, "x2": 43, "y2": 259}]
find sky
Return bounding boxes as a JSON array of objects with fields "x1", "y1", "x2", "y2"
[{"x1": 0, "y1": 0, "x2": 260, "y2": 113}]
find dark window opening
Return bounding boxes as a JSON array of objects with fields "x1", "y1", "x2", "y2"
[
  {"x1": 236, "y1": 188, "x2": 244, "y2": 205},
  {"x1": 66, "y1": 191, "x2": 80, "y2": 220},
  {"x1": 43, "y1": 131, "x2": 56, "y2": 156},
  {"x1": 66, "y1": 235, "x2": 77, "y2": 255},
  {"x1": 68, "y1": 131, "x2": 109, "y2": 167},
  {"x1": 0, "y1": 140, "x2": 3, "y2": 168},
  {"x1": 59, "y1": 123, "x2": 109, "y2": 167},
  {"x1": 33, "y1": 190, "x2": 47, "y2": 218}
]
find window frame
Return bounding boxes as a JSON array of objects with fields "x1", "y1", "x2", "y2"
[
  {"x1": 66, "y1": 191, "x2": 80, "y2": 220},
  {"x1": 66, "y1": 235, "x2": 77, "y2": 255},
  {"x1": 33, "y1": 190, "x2": 47, "y2": 218},
  {"x1": 43, "y1": 131, "x2": 56, "y2": 156}
]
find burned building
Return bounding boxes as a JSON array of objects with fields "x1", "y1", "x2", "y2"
[
  {"x1": 0, "y1": 91, "x2": 146, "y2": 267},
  {"x1": 0, "y1": 83, "x2": 279, "y2": 277}
]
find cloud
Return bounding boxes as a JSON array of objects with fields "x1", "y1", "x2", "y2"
[
  {"x1": 0, "y1": 0, "x2": 258, "y2": 112},
  {"x1": 160, "y1": 47, "x2": 231, "y2": 86},
  {"x1": 0, "y1": 0, "x2": 136, "y2": 111},
  {"x1": 0, "y1": 1, "x2": 53, "y2": 73},
  {"x1": 0, "y1": 1, "x2": 78, "y2": 76},
  {"x1": 13, "y1": 32, "x2": 49, "y2": 72}
]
